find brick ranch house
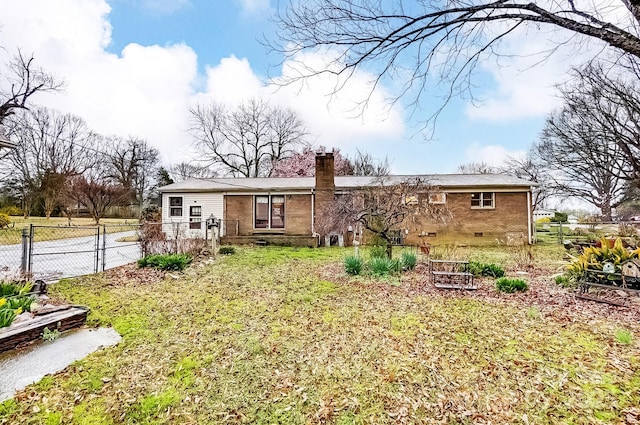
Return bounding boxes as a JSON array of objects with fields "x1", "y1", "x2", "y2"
[{"x1": 159, "y1": 152, "x2": 537, "y2": 247}]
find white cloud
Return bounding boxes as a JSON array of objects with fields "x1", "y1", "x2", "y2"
[
  {"x1": 0, "y1": 0, "x2": 404, "y2": 165},
  {"x1": 464, "y1": 25, "x2": 606, "y2": 122},
  {"x1": 463, "y1": 143, "x2": 526, "y2": 167},
  {"x1": 0, "y1": 0, "x2": 198, "y2": 161},
  {"x1": 236, "y1": 0, "x2": 271, "y2": 15}
]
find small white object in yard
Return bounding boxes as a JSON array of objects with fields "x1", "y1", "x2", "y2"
[
  {"x1": 615, "y1": 290, "x2": 630, "y2": 298},
  {"x1": 603, "y1": 262, "x2": 615, "y2": 273},
  {"x1": 167, "y1": 273, "x2": 180, "y2": 280}
]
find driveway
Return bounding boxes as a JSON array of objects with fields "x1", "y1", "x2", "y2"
[{"x1": 0, "y1": 231, "x2": 140, "y2": 281}]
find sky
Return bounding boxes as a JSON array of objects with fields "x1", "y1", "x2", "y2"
[{"x1": 0, "y1": 0, "x2": 597, "y2": 175}]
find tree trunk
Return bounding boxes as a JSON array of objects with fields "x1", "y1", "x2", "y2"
[{"x1": 384, "y1": 240, "x2": 393, "y2": 259}]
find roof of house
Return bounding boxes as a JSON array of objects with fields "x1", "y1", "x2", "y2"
[{"x1": 160, "y1": 174, "x2": 537, "y2": 193}]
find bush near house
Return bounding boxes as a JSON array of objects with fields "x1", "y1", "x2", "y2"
[{"x1": 138, "y1": 254, "x2": 192, "y2": 271}]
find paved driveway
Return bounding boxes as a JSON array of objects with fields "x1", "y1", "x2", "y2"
[{"x1": 0, "y1": 231, "x2": 140, "y2": 281}]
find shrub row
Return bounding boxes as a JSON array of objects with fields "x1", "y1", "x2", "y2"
[{"x1": 344, "y1": 251, "x2": 417, "y2": 277}]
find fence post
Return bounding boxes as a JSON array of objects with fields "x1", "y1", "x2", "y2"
[
  {"x1": 21, "y1": 227, "x2": 30, "y2": 277},
  {"x1": 102, "y1": 225, "x2": 107, "y2": 271},
  {"x1": 94, "y1": 226, "x2": 100, "y2": 274},
  {"x1": 27, "y1": 224, "x2": 34, "y2": 276}
]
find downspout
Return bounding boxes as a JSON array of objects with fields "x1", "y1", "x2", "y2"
[
  {"x1": 527, "y1": 189, "x2": 533, "y2": 245},
  {"x1": 311, "y1": 188, "x2": 315, "y2": 236}
]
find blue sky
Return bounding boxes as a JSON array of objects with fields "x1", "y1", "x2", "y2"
[{"x1": 0, "y1": 0, "x2": 583, "y2": 174}]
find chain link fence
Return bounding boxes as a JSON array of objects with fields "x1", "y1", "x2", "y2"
[
  {"x1": 1, "y1": 223, "x2": 142, "y2": 281},
  {"x1": 0, "y1": 220, "x2": 226, "y2": 282}
]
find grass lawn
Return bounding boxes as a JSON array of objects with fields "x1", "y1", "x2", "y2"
[
  {"x1": 0, "y1": 217, "x2": 139, "y2": 245},
  {"x1": 1, "y1": 246, "x2": 639, "y2": 424}
]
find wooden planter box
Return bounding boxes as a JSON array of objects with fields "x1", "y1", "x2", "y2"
[{"x1": 0, "y1": 306, "x2": 89, "y2": 353}]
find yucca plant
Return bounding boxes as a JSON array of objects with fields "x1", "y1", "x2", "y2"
[
  {"x1": 495, "y1": 277, "x2": 528, "y2": 293},
  {"x1": 369, "y1": 257, "x2": 401, "y2": 277},
  {"x1": 400, "y1": 251, "x2": 417, "y2": 270},
  {"x1": 344, "y1": 255, "x2": 364, "y2": 275}
]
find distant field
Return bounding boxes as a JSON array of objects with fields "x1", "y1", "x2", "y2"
[{"x1": 0, "y1": 217, "x2": 139, "y2": 245}]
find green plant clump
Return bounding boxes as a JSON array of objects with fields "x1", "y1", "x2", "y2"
[
  {"x1": 468, "y1": 261, "x2": 505, "y2": 278},
  {"x1": 42, "y1": 326, "x2": 61, "y2": 342},
  {"x1": 344, "y1": 255, "x2": 364, "y2": 275},
  {"x1": 0, "y1": 281, "x2": 32, "y2": 297},
  {"x1": 400, "y1": 251, "x2": 417, "y2": 271},
  {"x1": 219, "y1": 246, "x2": 236, "y2": 255},
  {"x1": 138, "y1": 254, "x2": 192, "y2": 271},
  {"x1": 0, "y1": 281, "x2": 35, "y2": 328},
  {"x1": 614, "y1": 329, "x2": 633, "y2": 345},
  {"x1": 495, "y1": 277, "x2": 528, "y2": 293},
  {"x1": 369, "y1": 256, "x2": 401, "y2": 277},
  {"x1": 554, "y1": 275, "x2": 578, "y2": 288}
]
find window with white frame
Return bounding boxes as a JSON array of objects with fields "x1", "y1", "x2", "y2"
[
  {"x1": 255, "y1": 195, "x2": 285, "y2": 229},
  {"x1": 189, "y1": 205, "x2": 202, "y2": 229},
  {"x1": 471, "y1": 192, "x2": 495, "y2": 209},
  {"x1": 169, "y1": 196, "x2": 183, "y2": 217}
]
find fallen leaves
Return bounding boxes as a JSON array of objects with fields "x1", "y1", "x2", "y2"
[{"x1": 1, "y1": 246, "x2": 638, "y2": 424}]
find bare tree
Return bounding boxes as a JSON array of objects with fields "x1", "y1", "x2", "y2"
[
  {"x1": 66, "y1": 173, "x2": 129, "y2": 224},
  {"x1": 273, "y1": 0, "x2": 640, "y2": 128},
  {"x1": 107, "y1": 137, "x2": 160, "y2": 212},
  {"x1": 456, "y1": 161, "x2": 497, "y2": 174},
  {"x1": 551, "y1": 64, "x2": 640, "y2": 183},
  {"x1": 318, "y1": 176, "x2": 450, "y2": 257},
  {"x1": 499, "y1": 152, "x2": 553, "y2": 211},
  {"x1": 537, "y1": 94, "x2": 629, "y2": 220},
  {"x1": 190, "y1": 98, "x2": 306, "y2": 177},
  {"x1": 350, "y1": 149, "x2": 390, "y2": 176},
  {"x1": 1, "y1": 107, "x2": 99, "y2": 217},
  {"x1": 0, "y1": 51, "x2": 61, "y2": 124},
  {"x1": 169, "y1": 162, "x2": 217, "y2": 182}
]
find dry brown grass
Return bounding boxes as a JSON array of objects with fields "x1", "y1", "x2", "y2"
[{"x1": 1, "y1": 246, "x2": 638, "y2": 424}]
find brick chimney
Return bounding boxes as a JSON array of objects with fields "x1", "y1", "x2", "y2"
[
  {"x1": 315, "y1": 151, "x2": 335, "y2": 191},
  {"x1": 314, "y1": 151, "x2": 335, "y2": 237}
]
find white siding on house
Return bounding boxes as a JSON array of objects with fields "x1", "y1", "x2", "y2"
[{"x1": 161, "y1": 192, "x2": 224, "y2": 238}]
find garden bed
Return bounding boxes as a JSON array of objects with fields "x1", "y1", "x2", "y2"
[{"x1": 0, "y1": 305, "x2": 89, "y2": 353}]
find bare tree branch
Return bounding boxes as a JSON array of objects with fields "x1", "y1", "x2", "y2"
[
  {"x1": 271, "y1": 0, "x2": 640, "y2": 130},
  {"x1": 189, "y1": 99, "x2": 307, "y2": 177},
  {"x1": 0, "y1": 50, "x2": 62, "y2": 125}
]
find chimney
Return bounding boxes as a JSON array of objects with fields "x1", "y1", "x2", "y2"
[
  {"x1": 315, "y1": 151, "x2": 335, "y2": 191},
  {"x1": 314, "y1": 151, "x2": 335, "y2": 238}
]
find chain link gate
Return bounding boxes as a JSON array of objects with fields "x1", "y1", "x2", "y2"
[{"x1": 19, "y1": 224, "x2": 141, "y2": 281}]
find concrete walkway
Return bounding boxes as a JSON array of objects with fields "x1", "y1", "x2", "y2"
[{"x1": 0, "y1": 327, "x2": 121, "y2": 402}]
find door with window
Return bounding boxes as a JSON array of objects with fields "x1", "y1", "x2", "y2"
[{"x1": 255, "y1": 195, "x2": 285, "y2": 229}]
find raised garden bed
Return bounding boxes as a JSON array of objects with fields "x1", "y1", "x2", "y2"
[{"x1": 0, "y1": 305, "x2": 89, "y2": 353}]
